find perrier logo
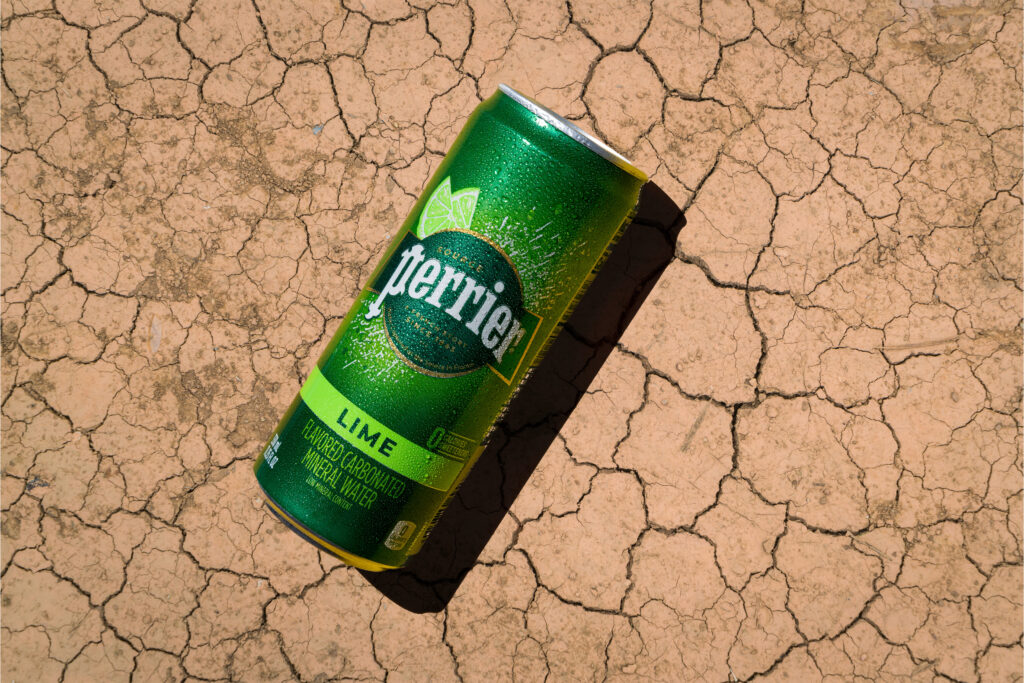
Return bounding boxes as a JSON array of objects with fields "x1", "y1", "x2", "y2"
[{"x1": 364, "y1": 177, "x2": 541, "y2": 382}]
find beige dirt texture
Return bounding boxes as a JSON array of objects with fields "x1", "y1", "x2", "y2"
[{"x1": 1, "y1": 0, "x2": 1022, "y2": 681}]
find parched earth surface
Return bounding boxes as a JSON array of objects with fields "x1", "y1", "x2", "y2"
[{"x1": 2, "y1": 0, "x2": 1022, "y2": 680}]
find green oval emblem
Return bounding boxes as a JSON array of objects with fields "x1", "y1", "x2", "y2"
[
  {"x1": 364, "y1": 177, "x2": 540, "y2": 381},
  {"x1": 386, "y1": 230, "x2": 525, "y2": 376}
]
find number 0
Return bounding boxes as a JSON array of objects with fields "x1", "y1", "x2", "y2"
[{"x1": 427, "y1": 427, "x2": 445, "y2": 450}]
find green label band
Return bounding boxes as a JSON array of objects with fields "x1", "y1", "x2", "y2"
[{"x1": 299, "y1": 367, "x2": 462, "y2": 491}]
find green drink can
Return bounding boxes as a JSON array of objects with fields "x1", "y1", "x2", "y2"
[{"x1": 254, "y1": 85, "x2": 646, "y2": 571}]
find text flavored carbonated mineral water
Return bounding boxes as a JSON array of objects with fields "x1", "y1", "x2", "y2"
[{"x1": 254, "y1": 85, "x2": 647, "y2": 570}]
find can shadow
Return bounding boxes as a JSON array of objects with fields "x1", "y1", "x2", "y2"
[{"x1": 359, "y1": 182, "x2": 684, "y2": 612}]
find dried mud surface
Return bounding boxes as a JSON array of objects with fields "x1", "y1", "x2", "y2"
[{"x1": 2, "y1": 0, "x2": 1022, "y2": 681}]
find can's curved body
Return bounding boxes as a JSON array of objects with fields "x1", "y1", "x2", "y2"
[{"x1": 254, "y1": 85, "x2": 646, "y2": 570}]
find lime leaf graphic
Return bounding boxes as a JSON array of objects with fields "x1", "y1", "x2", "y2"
[
  {"x1": 416, "y1": 177, "x2": 480, "y2": 238},
  {"x1": 450, "y1": 188, "x2": 480, "y2": 231},
  {"x1": 417, "y1": 177, "x2": 452, "y2": 239}
]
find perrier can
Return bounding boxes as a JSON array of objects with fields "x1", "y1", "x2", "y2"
[{"x1": 254, "y1": 85, "x2": 647, "y2": 570}]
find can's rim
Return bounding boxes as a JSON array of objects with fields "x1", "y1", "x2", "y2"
[{"x1": 498, "y1": 84, "x2": 647, "y2": 182}]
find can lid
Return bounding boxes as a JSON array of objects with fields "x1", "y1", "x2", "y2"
[{"x1": 498, "y1": 84, "x2": 647, "y2": 182}]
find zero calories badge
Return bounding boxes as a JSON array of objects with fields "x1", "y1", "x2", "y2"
[{"x1": 364, "y1": 176, "x2": 539, "y2": 381}]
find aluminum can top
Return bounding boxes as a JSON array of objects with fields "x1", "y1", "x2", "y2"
[{"x1": 497, "y1": 84, "x2": 648, "y2": 183}]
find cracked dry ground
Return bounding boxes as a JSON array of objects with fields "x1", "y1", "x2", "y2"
[{"x1": 1, "y1": 0, "x2": 1022, "y2": 680}]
